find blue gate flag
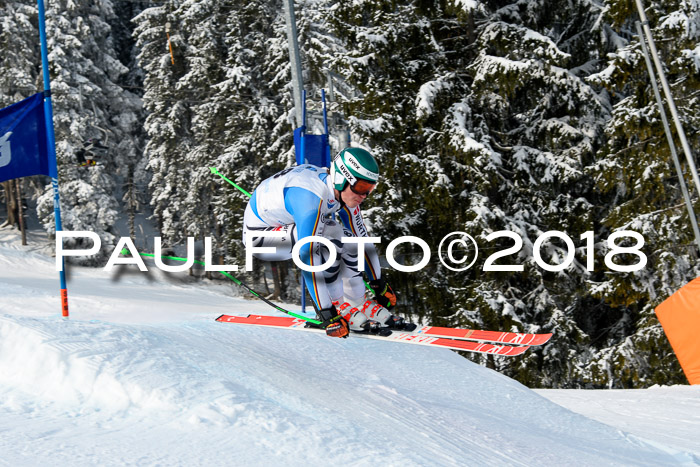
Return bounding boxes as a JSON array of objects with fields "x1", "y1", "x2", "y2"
[
  {"x1": 0, "y1": 93, "x2": 50, "y2": 183},
  {"x1": 293, "y1": 127, "x2": 330, "y2": 168}
]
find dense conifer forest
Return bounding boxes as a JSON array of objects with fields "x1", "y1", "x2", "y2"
[{"x1": 2, "y1": 0, "x2": 699, "y2": 387}]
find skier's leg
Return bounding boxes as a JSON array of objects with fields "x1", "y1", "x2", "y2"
[
  {"x1": 244, "y1": 206, "x2": 344, "y2": 311},
  {"x1": 242, "y1": 203, "x2": 295, "y2": 262},
  {"x1": 242, "y1": 224, "x2": 296, "y2": 261},
  {"x1": 332, "y1": 229, "x2": 385, "y2": 331},
  {"x1": 312, "y1": 219, "x2": 344, "y2": 304},
  {"x1": 332, "y1": 227, "x2": 373, "y2": 329},
  {"x1": 338, "y1": 227, "x2": 369, "y2": 303},
  {"x1": 337, "y1": 229, "x2": 412, "y2": 330}
]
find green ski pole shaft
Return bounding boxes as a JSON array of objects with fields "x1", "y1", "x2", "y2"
[{"x1": 210, "y1": 167, "x2": 252, "y2": 198}]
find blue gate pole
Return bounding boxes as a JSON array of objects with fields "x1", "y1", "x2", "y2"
[
  {"x1": 299, "y1": 90, "x2": 307, "y2": 164},
  {"x1": 298, "y1": 90, "x2": 307, "y2": 312},
  {"x1": 37, "y1": 0, "x2": 69, "y2": 317}
]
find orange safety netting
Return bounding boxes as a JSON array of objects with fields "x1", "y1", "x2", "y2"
[{"x1": 655, "y1": 276, "x2": 700, "y2": 385}]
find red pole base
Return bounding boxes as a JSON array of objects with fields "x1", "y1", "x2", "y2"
[{"x1": 61, "y1": 288, "x2": 69, "y2": 317}]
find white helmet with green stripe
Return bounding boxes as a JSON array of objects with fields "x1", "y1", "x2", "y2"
[{"x1": 330, "y1": 147, "x2": 379, "y2": 192}]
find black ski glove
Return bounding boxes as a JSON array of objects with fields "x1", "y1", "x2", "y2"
[
  {"x1": 368, "y1": 278, "x2": 397, "y2": 309},
  {"x1": 318, "y1": 305, "x2": 349, "y2": 338}
]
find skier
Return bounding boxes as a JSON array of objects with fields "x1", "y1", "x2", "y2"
[{"x1": 243, "y1": 147, "x2": 407, "y2": 338}]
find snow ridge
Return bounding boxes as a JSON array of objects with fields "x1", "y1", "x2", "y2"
[{"x1": 0, "y1": 235, "x2": 698, "y2": 465}]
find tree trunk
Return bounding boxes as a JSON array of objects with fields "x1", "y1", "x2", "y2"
[
  {"x1": 271, "y1": 263, "x2": 281, "y2": 300},
  {"x1": 262, "y1": 263, "x2": 271, "y2": 295},
  {"x1": 127, "y1": 163, "x2": 135, "y2": 241},
  {"x1": 279, "y1": 261, "x2": 290, "y2": 301},
  {"x1": 2, "y1": 181, "x2": 17, "y2": 228},
  {"x1": 466, "y1": 11, "x2": 476, "y2": 45},
  {"x1": 15, "y1": 179, "x2": 27, "y2": 245},
  {"x1": 212, "y1": 222, "x2": 224, "y2": 281}
]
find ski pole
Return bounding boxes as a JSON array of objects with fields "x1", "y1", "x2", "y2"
[
  {"x1": 210, "y1": 167, "x2": 252, "y2": 198},
  {"x1": 120, "y1": 248, "x2": 321, "y2": 325},
  {"x1": 210, "y1": 167, "x2": 310, "y2": 312}
]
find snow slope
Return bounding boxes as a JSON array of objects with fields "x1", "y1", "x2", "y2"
[
  {"x1": 0, "y1": 226, "x2": 698, "y2": 466},
  {"x1": 536, "y1": 386, "x2": 700, "y2": 459}
]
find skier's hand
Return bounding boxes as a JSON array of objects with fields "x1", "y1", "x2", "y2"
[
  {"x1": 319, "y1": 306, "x2": 350, "y2": 338},
  {"x1": 369, "y1": 278, "x2": 397, "y2": 309},
  {"x1": 325, "y1": 315, "x2": 349, "y2": 338}
]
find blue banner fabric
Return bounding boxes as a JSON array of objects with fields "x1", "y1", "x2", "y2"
[{"x1": 0, "y1": 93, "x2": 50, "y2": 183}]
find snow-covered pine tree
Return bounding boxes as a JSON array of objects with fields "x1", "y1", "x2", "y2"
[
  {"x1": 110, "y1": 0, "x2": 149, "y2": 243},
  {"x1": 323, "y1": 0, "x2": 458, "y2": 319},
  {"x1": 321, "y1": 0, "x2": 616, "y2": 387},
  {"x1": 211, "y1": 0, "x2": 295, "y2": 279},
  {"x1": 169, "y1": 0, "x2": 228, "y2": 261},
  {"x1": 444, "y1": 0, "x2": 613, "y2": 387},
  {"x1": 134, "y1": 0, "x2": 298, "y2": 283},
  {"x1": 33, "y1": 0, "x2": 141, "y2": 264},
  {"x1": 0, "y1": 0, "x2": 42, "y2": 227},
  {"x1": 203, "y1": 0, "x2": 346, "y2": 291},
  {"x1": 583, "y1": 0, "x2": 699, "y2": 387},
  {"x1": 135, "y1": 1, "x2": 210, "y2": 252},
  {"x1": 0, "y1": 0, "x2": 39, "y2": 108}
]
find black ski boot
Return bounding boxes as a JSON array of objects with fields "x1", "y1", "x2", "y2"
[
  {"x1": 353, "y1": 320, "x2": 392, "y2": 337},
  {"x1": 384, "y1": 315, "x2": 417, "y2": 332}
]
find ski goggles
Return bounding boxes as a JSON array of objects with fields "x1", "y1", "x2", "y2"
[{"x1": 349, "y1": 179, "x2": 376, "y2": 196}]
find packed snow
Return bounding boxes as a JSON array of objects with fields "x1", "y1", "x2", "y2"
[
  {"x1": 0, "y1": 225, "x2": 699, "y2": 466},
  {"x1": 534, "y1": 386, "x2": 700, "y2": 459}
]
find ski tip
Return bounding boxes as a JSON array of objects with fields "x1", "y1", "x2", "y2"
[
  {"x1": 534, "y1": 333, "x2": 554, "y2": 345},
  {"x1": 216, "y1": 314, "x2": 256, "y2": 323}
]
